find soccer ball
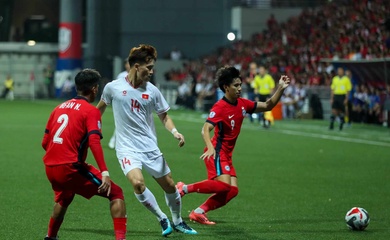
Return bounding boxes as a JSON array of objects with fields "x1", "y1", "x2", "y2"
[{"x1": 345, "y1": 207, "x2": 370, "y2": 230}]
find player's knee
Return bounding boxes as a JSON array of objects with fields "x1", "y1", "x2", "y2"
[
  {"x1": 216, "y1": 181, "x2": 232, "y2": 193},
  {"x1": 132, "y1": 180, "x2": 146, "y2": 193},
  {"x1": 109, "y1": 183, "x2": 125, "y2": 201},
  {"x1": 230, "y1": 186, "x2": 239, "y2": 198},
  {"x1": 58, "y1": 195, "x2": 74, "y2": 208}
]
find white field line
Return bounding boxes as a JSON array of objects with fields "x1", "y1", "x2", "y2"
[
  {"x1": 171, "y1": 114, "x2": 390, "y2": 148},
  {"x1": 274, "y1": 129, "x2": 390, "y2": 147}
]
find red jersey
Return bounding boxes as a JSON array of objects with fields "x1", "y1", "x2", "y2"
[
  {"x1": 42, "y1": 97, "x2": 107, "y2": 171},
  {"x1": 206, "y1": 97, "x2": 256, "y2": 157}
]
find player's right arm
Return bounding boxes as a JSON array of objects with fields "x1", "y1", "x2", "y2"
[
  {"x1": 200, "y1": 122, "x2": 215, "y2": 160},
  {"x1": 254, "y1": 75, "x2": 290, "y2": 113},
  {"x1": 96, "y1": 100, "x2": 108, "y2": 115},
  {"x1": 96, "y1": 83, "x2": 113, "y2": 116}
]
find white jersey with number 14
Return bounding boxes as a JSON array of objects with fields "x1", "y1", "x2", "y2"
[{"x1": 101, "y1": 77, "x2": 170, "y2": 153}]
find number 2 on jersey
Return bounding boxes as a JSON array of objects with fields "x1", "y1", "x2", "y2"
[{"x1": 53, "y1": 114, "x2": 69, "y2": 144}]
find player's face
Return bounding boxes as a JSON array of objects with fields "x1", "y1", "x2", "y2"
[
  {"x1": 225, "y1": 78, "x2": 242, "y2": 100},
  {"x1": 337, "y1": 68, "x2": 344, "y2": 76},
  {"x1": 137, "y1": 60, "x2": 155, "y2": 82}
]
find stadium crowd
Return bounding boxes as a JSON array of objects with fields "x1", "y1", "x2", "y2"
[{"x1": 166, "y1": 0, "x2": 390, "y2": 125}]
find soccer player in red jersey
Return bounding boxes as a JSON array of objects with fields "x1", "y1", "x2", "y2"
[
  {"x1": 176, "y1": 66, "x2": 290, "y2": 224},
  {"x1": 42, "y1": 69, "x2": 127, "y2": 240}
]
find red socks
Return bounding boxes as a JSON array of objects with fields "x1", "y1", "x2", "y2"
[
  {"x1": 47, "y1": 217, "x2": 63, "y2": 238},
  {"x1": 47, "y1": 216, "x2": 126, "y2": 239},
  {"x1": 187, "y1": 180, "x2": 231, "y2": 194},
  {"x1": 113, "y1": 217, "x2": 127, "y2": 240},
  {"x1": 200, "y1": 186, "x2": 239, "y2": 213}
]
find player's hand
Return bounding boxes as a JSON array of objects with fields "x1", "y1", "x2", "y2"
[
  {"x1": 173, "y1": 132, "x2": 185, "y2": 147},
  {"x1": 279, "y1": 75, "x2": 290, "y2": 89},
  {"x1": 98, "y1": 176, "x2": 111, "y2": 196},
  {"x1": 200, "y1": 148, "x2": 215, "y2": 161}
]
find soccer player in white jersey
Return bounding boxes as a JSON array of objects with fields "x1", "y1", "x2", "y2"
[
  {"x1": 97, "y1": 44, "x2": 197, "y2": 236},
  {"x1": 108, "y1": 59, "x2": 130, "y2": 149}
]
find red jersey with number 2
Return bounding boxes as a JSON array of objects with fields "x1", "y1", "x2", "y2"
[
  {"x1": 42, "y1": 97, "x2": 103, "y2": 166},
  {"x1": 206, "y1": 97, "x2": 256, "y2": 157}
]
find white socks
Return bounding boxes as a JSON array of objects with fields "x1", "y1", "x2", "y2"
[
  {"x1": 165, "y1": 190, "x2": 183, "y2": 225},
  {"x1": 135, "y1": 187, "x2": 167, "y2": 221},
  {"x1": 194, "y1": 207, "x2": 205, "y2": 214}
]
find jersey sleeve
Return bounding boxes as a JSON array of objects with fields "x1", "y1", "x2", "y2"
[
  {"x1": 153, "y1": 87, "x2": 170, "y2": 114},
  {"x1": 42, "y1": 110, "x2": 55, "y2": 150},
  {"x1": 206, "y1": 104, "x2": 223, "y2": 126},
  {"x1": 242, "y1": 98, "x2": 257, "y2": 114},
  {"x1": 86, "y1": 108, "x2": 103, "y2": 139},
  {"x1": 86, "y1": 108, "x2": 107, "y2": 172},
  {"x1": 101, "y1": 82, "x2": 113, "y2": 105}
]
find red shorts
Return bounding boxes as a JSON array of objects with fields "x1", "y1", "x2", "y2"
[
  {"x1": 45, "y1": 163, "x2": 124, "y2": 205},
  {"x1": 204, "y1": 151, "x2": 236, "y2": 180}
]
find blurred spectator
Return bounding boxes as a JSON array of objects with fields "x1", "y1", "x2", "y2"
[
  {"x1": 351, "y1": 84, "x2": 368, "y2": 123},
  {"x1": 170, "y1": 46, "x2": 182, "y2": 61},
  {"x1": 43, "y1": 65, "x2": 54, "y2": 98},
  {"x1": 2, "y1": 74, "x2": 14, "y2": 101},
  {"x1": 175, "y1": 79, "x2": 194, "y2": 109},
  {"x1": 195, "y1": 77, "x2": 215, "y2": 112},
  {"x1": 253, "y1": 66, "x2": 275, "y2": 127},
  {"x1": 162, "y1": 0, "x2": 390, "y2": 126},
  {"x1": 281, "y1": 90, "x2": 295, "y2": 119},
  {"x1": 293, "y1": 81, "x2": 307, "y2": 118},
  {"x1": 245, "y1": 62, "x2": 258, "y2": 122},
  {"x1": 61, "y1": 76, "x2": 74, "y2": 99},
  {"x1": 308, "y1": 70, "x2": 321, "y2": 86},
  {"x1": 367, "y1": 87, "x2": 381, "y2": 124}
]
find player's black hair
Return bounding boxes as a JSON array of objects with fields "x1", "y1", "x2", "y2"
[
  {"x1": 128, "y1": 44, "x2": 157, "y2": 66},
  {"x1": 215, "y1": 66, "x2": 241, "y2": 93},
  {"x1": 75, "y1": 68, "x2": 101, "y2": 95}
]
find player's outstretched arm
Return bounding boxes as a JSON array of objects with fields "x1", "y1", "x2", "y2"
[
  {"x1": 254, "y1": 75, "x2": 290, "y2": 113},
  {"x1": 158, "y1": 112, "x2": 185, "y2": 147}
]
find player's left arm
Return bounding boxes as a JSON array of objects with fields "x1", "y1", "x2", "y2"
[
  {"x1": 42, "y1": 112, "x2": 54, "y2": 150},
  {"x1": 87, "y1": 110, "x2": 111, "y2": 196},
  {"x1": 158, "y1": 112, "x2": 185, "y2": 147},
  {"x1": 254, "y1": 75, "x2": 290, "y2": 113}
]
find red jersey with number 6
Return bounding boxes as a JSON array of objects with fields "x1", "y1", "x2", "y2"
[
  {"x1": 206, "y1": 97, "x2": 256, "y2": 157},
  {"x1": 42, "y1": 97, "x2": 103, "y2": 166}
]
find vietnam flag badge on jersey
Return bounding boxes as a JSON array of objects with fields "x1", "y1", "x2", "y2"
[{"x1": 142, "y1": 94, "x2": 149, "y2": 99}]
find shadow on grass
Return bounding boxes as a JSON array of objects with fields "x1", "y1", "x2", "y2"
[{"x1": 63, "y1": 227, "x2": 154, "y2": 236}]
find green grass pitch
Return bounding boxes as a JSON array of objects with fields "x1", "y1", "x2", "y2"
[{"x1": 0, "y1": 99, "x2": 389, "y2": 240}]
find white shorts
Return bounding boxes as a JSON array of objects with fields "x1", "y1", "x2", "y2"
[{"x1": 116, "y1": 149, "x2": 171, "y2": 178}]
